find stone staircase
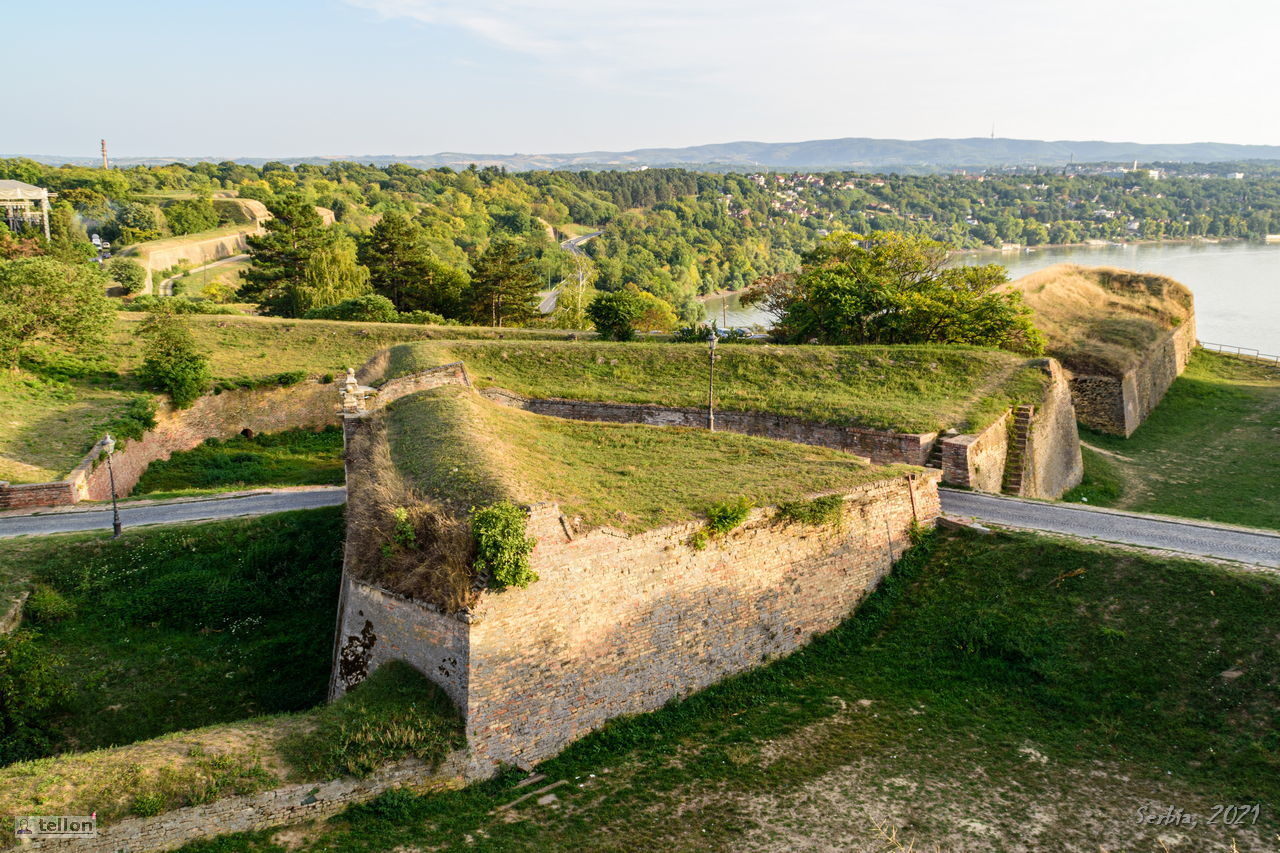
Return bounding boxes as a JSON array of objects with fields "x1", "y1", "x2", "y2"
[{"x1": 1001, "y1": 405, "x2": 1035, "y2": 495}]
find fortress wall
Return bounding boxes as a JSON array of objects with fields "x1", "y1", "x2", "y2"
[
  {"x1": 939, "y1": 412, "x2": 1010, "y2": 494},
  {"x1": 79, "y1": 381, "x2": 339, "y2": 501},
  {"x1": 1020, "y1": 359, "x2": 1083, "y2": 498},
  {"x1": 333, "y1": 473, "x2": 941, "y2": 776},
  {"x1": 125, "y1": 229, "x2": 261, "y2": 292},
  {"x1": 0, "y1": 480, "x2": 77, "y2": 510},
  {"x1": 1068, "y1": 318, "x2": 1198, "y2": 437},
  {"x1": 479, "y1": 390, "x2": 933, "y2": 466}
]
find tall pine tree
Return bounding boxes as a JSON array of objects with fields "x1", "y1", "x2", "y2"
[
  {"x1": 359, "y1": 212, "x2": 468, "y2": 318},
  {"x1": 242, "y1": 195, "x2": 335, "y2": 316},
  {"x1": 466, "y1": 238, "x2": 542, "y2": 327}
]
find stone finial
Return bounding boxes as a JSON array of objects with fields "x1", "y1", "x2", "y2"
[{"x1": 338, "y1": 367, "x2": 377, "y2": 415}]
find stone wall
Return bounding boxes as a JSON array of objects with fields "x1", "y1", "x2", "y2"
[
  {"x1": 481, "y1": 389, "x2": 932, "y2": 466},
  {"x1": 80, "y1": 381, "x2": 340, "y2": 501},
  {"x1": 0, "y1": 481, "x2": 77, "y2": 511},
  {"x1": 122, "y1": 228, "x2": 262, "y2": 293},
  {"x1": 1018, "y1": 359, "x2": 1084, "y2": 498},
  {"x1": 1068, "y1": 318, "x2": 1198, "y2": 436},
  {"x1": 14, "y1": 755, "x2": 467, "y2": 853},
  {"x1": 333, "y1": 472, "x2": 941, "y2": 776},
  {"x1": 938, "y1": 412, "x2": 1010, "y2": 493}
]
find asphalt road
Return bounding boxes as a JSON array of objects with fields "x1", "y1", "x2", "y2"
[
  {"x1": 0, "y1": 488, "x2": 347, "y2": 539},
  {"x1": 940, "y1": 489, "x2": 1280, "y2": 567},
  {"x1": 538, "y1": 231, "x2": 603, "y2": 313},
  {"x1": 4, "y1": 486, "x2": 1277, "y2": 569}
]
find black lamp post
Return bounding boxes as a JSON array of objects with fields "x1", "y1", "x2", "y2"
[
  {"x1": 102, "y1": 434, "x2": 122, "y2": 538},
  {"x1": 707, "y1": 326, "x2": 718, "y2": 432}
]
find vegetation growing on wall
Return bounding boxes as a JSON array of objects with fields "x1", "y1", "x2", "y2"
[
  {"x1": 470, "y1": 502, "x2": 538, "y2": 590},
  {"x1": 774, "y1": 494, "x2": 845, "y2": 527}
]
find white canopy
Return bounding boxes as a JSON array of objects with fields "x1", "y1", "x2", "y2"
[{"x1": 0, "y1": 180, "x2": 50, "y2": 201}]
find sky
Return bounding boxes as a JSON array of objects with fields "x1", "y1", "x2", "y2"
[{"x1": 6, "y1": 0, "x2": 1278, "y2": 158}]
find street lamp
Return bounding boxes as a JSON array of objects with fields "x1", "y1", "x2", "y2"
[
  {"x1": 707, "y1": 325, "x2": 718, "y2": 432},
  {"x1": 102, "y1": 434, "x2": 122, "y2": 538}
]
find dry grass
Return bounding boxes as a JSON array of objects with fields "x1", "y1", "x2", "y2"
[{"x1": 1000, "y1": 264, "x2": 1194, "y2": 375}]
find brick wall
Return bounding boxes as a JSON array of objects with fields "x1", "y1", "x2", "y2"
[
  {"x1": 0, "y1": 481, "x2": 77, "y2": 511},
  {"x1": 481, "y1": 389, "x2": 933, "y2": 466},
  {"x1": 938, "y1": 412, "x2": 1010, "y2": 493},
  {"x1": 334, "y1": 472, "x2": 941, "y2": 777},
  {"x1": 17, "y1": 754, "x2": 467, "y2": 853}
]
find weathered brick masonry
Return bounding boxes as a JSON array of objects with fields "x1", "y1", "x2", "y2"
[
  {"x1": 334, "y1": 467, "x2": 941, "y2": 776},
  {"x1": 1068, "y1": 318, "x2": 1197, "y2": 436},
  {"x1": 0, "y1": 380, "x2": 340, "y2": 509}
]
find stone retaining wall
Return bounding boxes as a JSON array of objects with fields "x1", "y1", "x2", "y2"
[
  {"x1": 480, "y1": 389, "x2": 932, "y2": 466},
  {"x1": 334, "y1": 472, "x2": 941, "y2": 776},
  {"x1": 13, "y1": 754, "x2": 467, "y2": 853},
  {"x1": 1068, "y1": 319, "x2": 1197, "y2": 436},
  {"x1": 938, "y1": 412, "x2": 1010, "y2": 493},
  {"x1": 1018, "y1": 360, "x2": 1084, "y2": 497}
]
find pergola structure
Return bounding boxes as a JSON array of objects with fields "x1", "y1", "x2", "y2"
[{"x1": 0, "y1": 179, "x2": 52, "y2": 239}]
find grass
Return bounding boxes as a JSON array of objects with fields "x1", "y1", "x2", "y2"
[
  {"x1": 384, "y1": 386, "x2": 914, "y2": 533},
  {"x1": 0, "y1": 508, "x2": 344, "y2": 755},
  {"x1": 1001, "y1": 264, "x2": 1194, "y2": 375},
  {"x1": 132, "y1": 426, "x2": 344, "y2": 495},
  {"x1": 0, "y1": 662, "x2": 462, "y2": 827},
  {"x1": 1063, "y1": 350, "x2": 1280, "y2": 529},
  {"x1": 0, "y1": 316, "x2": 581, "y2": 483},
  {"x1": 381, "y1": 339, "x2": 1049, "y2": 434},
  {"x1": 169, "y1": 258, "x2": 251, "y2": 298},
  {"x1": 170, "y1": 528, "x2": 1280, "y2": 852}
]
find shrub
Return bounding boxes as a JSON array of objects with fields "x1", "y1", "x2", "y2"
[
  {"x1": 396, "y1": 309, "x2": 448, "y2": 325},
  {"x1": 303, "y1": 294, "x2": 399, "y2": 323},
  {"x1": 672, "y1": 323, "x2": 714, "y2": 343},
  {"x1": 705, "y1": 496, "x2": 753, "y2": 535},
  {"x1": 124, "y1": 295, "x2": 237, "y2": 315},
  {"x1": 775, "y1": 494, "x2": 845, "y2": 527},
  {"x1": 586, "y1": 290, "x2": 645, "y2": 341},
  {"x1": 100, "y1": 395, "x2": 158, "y2": 442},
  {"x1": 106, "y1": 258, "x2": 147, "y2": 294},
  {"x1": 131, "y1": 793, "x2": 165, "y2": 817},
  {"x1": 470, "y1": 501, "x2": 538, "y2": 589},
  {"x1": 0, "y1": 630, "x2": 71, "y2": 764},
  {"x1": 137, "y1": 310, "x2": 212, "y2": 408},
  {"x1": 23, "y1": 585, "x2": 75, "y2": 624}
]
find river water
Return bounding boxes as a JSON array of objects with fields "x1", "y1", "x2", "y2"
[{"x1": 702, "y1": 241, "x2": 1280, "y2": 354}]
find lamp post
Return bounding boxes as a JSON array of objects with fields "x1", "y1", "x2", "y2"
[
  {"x1": 707, "y1": 326, "x2": 718, "y2": 432},
  {"x1": 102, "y1": 435, "x2": 122, "y2": 538}
]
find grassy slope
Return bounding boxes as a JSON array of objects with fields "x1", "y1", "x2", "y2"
[
  {"x1": 0, "y1": 315, "x2": 578, "y2": 483},
  {"x1": 384, "y1": 340, "x2": 1048, "y2": 434},
  {"x1": 177, "y1": 529, "x2": 1280, "y2": 853},
  {"x1": 132, "y1": 426, "x2": 344, "y2": 497},
  {"x1": 0, "y1": 662, "x2": 462, "y2": 827},
  {"x1": 1064, "y1": 350, "x2": 1280, "y2": 529},
  {"x1": 0, "y1": 509, "x2": 344, "y2": 753},
  {"x1": 386, "y1": 386, "x2": 914, "y2": 532}
]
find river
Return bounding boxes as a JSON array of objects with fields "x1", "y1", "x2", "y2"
[{"x1": 702, "y1": 241, "x2": 1280, "y2": 354}]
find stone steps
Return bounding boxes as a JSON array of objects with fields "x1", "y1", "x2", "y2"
[{"x1": 1002, "y1": 405, "x2": 1036, "y2": 495}]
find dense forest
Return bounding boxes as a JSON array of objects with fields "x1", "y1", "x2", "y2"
[{"x1": 2, "y1": 157, "x2": 1277, "y2": 325}]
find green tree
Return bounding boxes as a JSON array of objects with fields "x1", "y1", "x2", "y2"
[
  {"x1": 303, "y1": 293, "x2": 400, "y2": 323},
  {"x1": 743, "y1": 231, "x2": 1044, "y2": 355},
  {"x1": 290, "y1": 235, "x2": 372, "y2": 316},
  {"x1": 242, "y1": 195, "x2": 334, "y2": 316},
  {"x1": 137, "y1": 309, "x2": 212, "y2": 407},
  {"x1": 164, "y1": 198, "x2": 220, "y2": 235},
  {"x1": 587, "y1": 289, "x2": 646, "y2": 341},
  {"x1": 359, "y1": 213, "x2": 469, "y2": 317},
  {"x1": 106, "y1": 257, "x2": 147, "y2": 294},
  {"x1": 0, "y1": 258, "x2": 113, "y2": 370},
  {"x1": 466, "y1": 238, "x2": 542, "y2": 327}
]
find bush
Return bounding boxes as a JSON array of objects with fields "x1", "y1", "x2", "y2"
[
  {"x1": 100, "y1": 395, "x2": 158, "y2": 442},
  {"x1": 705, "y1": 496, "x2": 753, "y2": 535},
  {"x1": 586, "y1": 290, "x2": 645, "y2": 341},
  {"x1": 137, "y1": 310, "x2": 212, "y2": 408},
  {"x1": 106, "y1": 258, "x2": 147, "y2": 294},
  {"x1": 23, "y1": 585, "x2": 75, "y2": 624},
  {"x1": 396, "y1": 309, "x2": 448, "y2": 325},
  {"x1": 124, "y1": 295, "x2": 237, "y2": 315},
  {"x1": 0, "y1": 630, "x2": 71, "y2": 764},
  {"x1": 303, "y1": 294, "x2": 399, "y2": 323},
  {"x1": 212, "y1": 371, "x2": 307, "y2": 393},
  {"x1": 471, "y1": 501, "x2": 538, "y2": 589}
]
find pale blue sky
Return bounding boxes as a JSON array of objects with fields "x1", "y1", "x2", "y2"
[{"x1": 7, "y1": 0, "x2": 1277, "y2": 158}]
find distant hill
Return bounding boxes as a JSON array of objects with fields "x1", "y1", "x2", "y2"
[{"x1": 13, "y1": 137, "x2": 1280, "y2": 172}]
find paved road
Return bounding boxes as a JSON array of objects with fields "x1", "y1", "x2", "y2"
[
  {"x1": 0, "y1": 488, "x2": 346, "y2": 539},
  {"x1": 539, "y1": 231, "x2": 603, "y2": 313},
  {"x1": 5, "y1": 486, "x2": 1277, "y2": 568},
  {"x1": 941, "y1": 489, "x2": 1280, "y2": 567}
]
